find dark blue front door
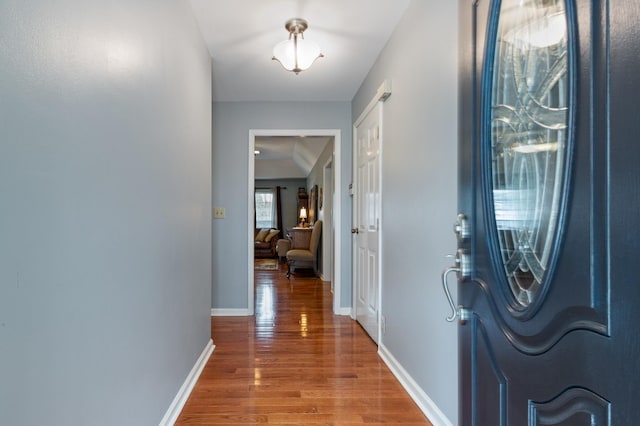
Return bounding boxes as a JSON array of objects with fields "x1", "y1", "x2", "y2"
[{"x1": 458, "y1": 0, "x2": 640, "y2": 424}]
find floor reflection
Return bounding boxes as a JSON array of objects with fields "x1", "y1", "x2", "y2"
[{"x1": 175, "y1": 261, "x2": 433, "y2": 425}]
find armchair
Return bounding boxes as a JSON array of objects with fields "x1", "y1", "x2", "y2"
[{"x1": 286, "y1": 221, "x2": 322, "y2": 278}]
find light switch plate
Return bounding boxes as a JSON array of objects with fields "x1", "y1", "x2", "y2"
[{"x1": 213, "y1": 207, "x2": 225, "y2": 219}]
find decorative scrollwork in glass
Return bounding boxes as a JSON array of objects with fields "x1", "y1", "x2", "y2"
[{"x1": 490, "y1": 0, "x2": 569, "y2": 307}]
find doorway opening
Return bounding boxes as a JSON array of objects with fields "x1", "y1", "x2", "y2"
[{"x1": 248, "y1": 129, "x2": 342, "y2": 315}]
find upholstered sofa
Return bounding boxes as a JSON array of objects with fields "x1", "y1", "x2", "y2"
[{"x1": 254, "y1": 228, "x2": 280, "y2": 258}]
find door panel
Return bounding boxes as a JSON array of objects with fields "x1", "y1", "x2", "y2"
[
  {"x1": 529, "y1": 387, "x2": 611, "y2": 425},
  {"x1": 458, "y1": 0, "x2": 640, "y2": 424}
]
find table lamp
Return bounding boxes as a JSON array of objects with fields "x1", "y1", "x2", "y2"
[{"x1": 299, "y1": 207, "x2": 307, "y2": 227}]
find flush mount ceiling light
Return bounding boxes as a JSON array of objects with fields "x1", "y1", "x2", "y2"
[{"x1": 272, "y1": 18, "x2": 324, "y2": 75}]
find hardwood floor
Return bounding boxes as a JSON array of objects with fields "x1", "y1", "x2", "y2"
[{"x1": 176, "y1": 262, "x2": 433, "y2": 425}]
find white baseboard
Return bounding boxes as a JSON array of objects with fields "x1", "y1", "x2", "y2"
[
  {"x1": 378, "y1": 343, "x2": 453, "y2": 426},
  {"x1": 211, "y1": 308, "x2": 251, "y2": 316},
  {"x1": 159, "y1": 339, "x2": 214, "y2": 426},
  {"x1": 334, "y1": 307, "x2": 352, "y2": 316}
]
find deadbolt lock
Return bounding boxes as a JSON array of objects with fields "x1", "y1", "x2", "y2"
[{"x1": 453, "y1": 213, "x2": 470, "y2": 240}]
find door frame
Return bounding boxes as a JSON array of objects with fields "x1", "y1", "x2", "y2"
[
  {"x1": 248, "y1": 129, "x2": 342, "y2": 315},
  {"x1": 321, "y1": 157, "x2": 334, "y2": 285},
  {"x1": 351, "y1": 80, "x2": 391, "y2": 338}
]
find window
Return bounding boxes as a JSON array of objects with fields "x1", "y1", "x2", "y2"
[{"x1": 255, "y1": 189, "x2": 276, "y2": 228}]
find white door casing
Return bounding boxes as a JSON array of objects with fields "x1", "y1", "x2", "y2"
[
  {"x1": 322, "y1": 159, "x2": 334, "y2": 286},
  {"x1": 248, "y1": 129, "x2": 342, "y2": 316}
]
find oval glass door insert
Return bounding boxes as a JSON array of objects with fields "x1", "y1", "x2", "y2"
[{"x1": 490, "y1": 0, "x2": 569, "y2": 307}]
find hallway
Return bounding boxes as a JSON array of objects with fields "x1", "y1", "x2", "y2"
[{"x1": 176, "y1": 265, "x2": 433, "y2": 425}]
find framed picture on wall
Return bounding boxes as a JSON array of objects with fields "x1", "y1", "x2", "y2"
[
  {"x1": 309, "y1": 185, "x2": 318, "y2": 225},
  {"x1": 319, "y1": 187, "x2": 323, "y2": 210}
]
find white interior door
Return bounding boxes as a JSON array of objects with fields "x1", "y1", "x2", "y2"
[{"x1": 354, "y1": 102, "x2": 381, "y2": 342}]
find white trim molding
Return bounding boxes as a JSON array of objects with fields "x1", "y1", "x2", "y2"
[
  {"x1": 378, "y1": 344, "x2": 453, "y2": 426},
  {"x1": 159, "y1": 339, "x2": 214, "y2": 426},
  {"x1": 353, "y1": 79, "x2": 392, "y2": 127},
  {"x1": 334, "y1": 307, "x2": 352, "y2": 316},
  {"x1": 211, "y1": 308, "x2": 251, "y2": 317}
]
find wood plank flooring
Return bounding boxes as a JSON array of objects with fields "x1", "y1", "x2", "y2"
[{"x1": 176, "y1": 262, "x2": 433, "y2": 425}]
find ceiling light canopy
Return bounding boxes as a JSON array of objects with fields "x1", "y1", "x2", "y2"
[{"x1": 272, "y1": 18, "x2": 324, "y2": 75}]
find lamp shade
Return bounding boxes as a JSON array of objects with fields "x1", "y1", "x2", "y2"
[
  {"x1": 299, "y1": 207, "x2": 307, "y2": 219},
  {"x1": 272, "y1": 18, "x2": 323, "y2": 74},
  {"x1": 273, "y1": 37, "x2": 323, "y2": 73}
]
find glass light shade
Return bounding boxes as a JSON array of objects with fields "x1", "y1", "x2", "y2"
[
  {"x1": 272, "y1": 35, "x2": 323, "y2": 74},
  {"x1": 299, "y1": 207, "x2": 307, "y2": 219}
]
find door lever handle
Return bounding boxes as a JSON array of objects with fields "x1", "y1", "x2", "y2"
[
  {"x1": 442, "y1": 265, "x2": 460, "y2": 322},
  {"x1": 441, "y1": 250, "x2": 471, "y2": 323},
  {"x1": 351, "y1": 228, "x2": 359, "y2": 234}
]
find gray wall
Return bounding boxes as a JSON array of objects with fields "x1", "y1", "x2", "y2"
[
  {"x1": 212, "y1": 102, "x2": 351, "y2": 310},
  {"x1": 0, "y1": 1, "x2": 212, "y2": 425},
  {"x1": 351, "y1": 0, "x2": 459, "y2": 424},
  {"x1": 255, "y1": 178, "x2": 306, "y2": 231},
  {"x1": 307, "y1": 140, "x2": 335, "y2": 277},
  {"x1": 307, "y1": 140, "x2": 335, "y2": 202}
]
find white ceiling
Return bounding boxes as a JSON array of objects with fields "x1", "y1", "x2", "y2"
[
  {"x1": 254, "y1": 136, "x2": 331, "y2": 179},
  {"x1": 187, "y1": 0, "x2": 411, "y2": 102}
]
